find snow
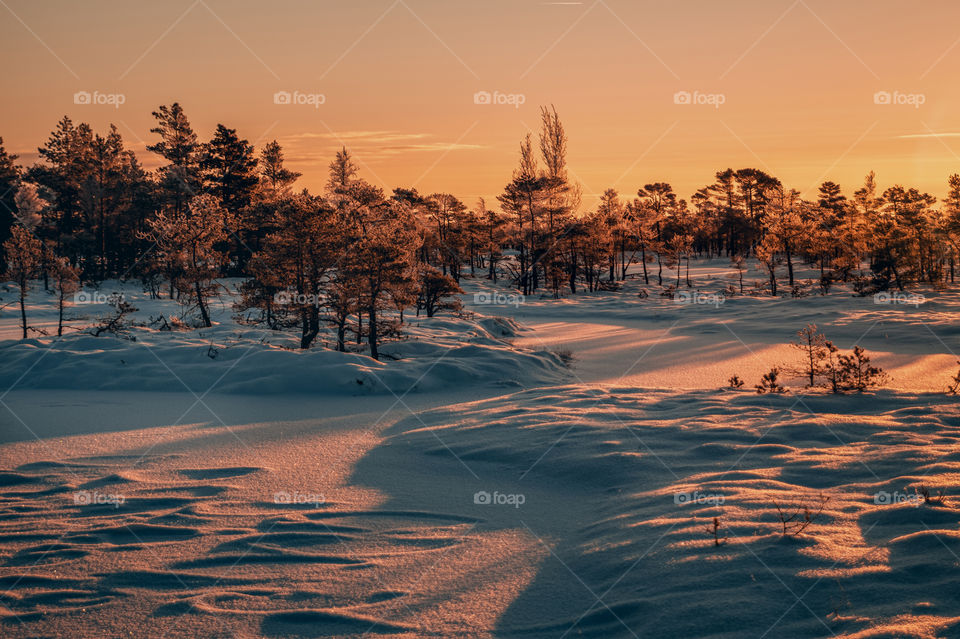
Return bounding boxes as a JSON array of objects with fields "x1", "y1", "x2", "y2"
[
  {"x1": 0, "y1": 281, "x2": 568, "y2": 395},
  {"x1": 2, "y1": 260, "x2": 960, "y2": 638}
]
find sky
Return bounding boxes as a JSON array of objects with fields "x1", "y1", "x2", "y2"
[{"x1": 2, "y1": 0, "x2": 960, "y2": 209}]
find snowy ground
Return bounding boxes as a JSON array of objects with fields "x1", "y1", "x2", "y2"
[{"x1": 2, "y1": 260, "x2": 960, "y2": 638}]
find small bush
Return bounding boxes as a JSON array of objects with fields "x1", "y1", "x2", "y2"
[
  {"x1": 727, "y1": 375, "x2": 745, "y2": 389},
  {"x1": 90, "y1": 299, "x2": 139, "y2": 340},
  {"x1": 552, "y1": 347, "x2": 575, "y2": 367},
  {"x1": 948, "y1": 361, "x2": 960, "y2": 395},
  {"x1": 915, "y1": 485, "x2": 948, "y2": 507},
  {"x1": 755, "y1": 368, "x2": 786, "y2": 394},
  {"x1": 706, "y1": 516, "x2": 726, "y2": 547},
  {"x1": 833, "y1": 346, "x2": 887, "y2": 392},
  {"x1": 773, "y1": 492, "x2": 829, "y2": 536}
]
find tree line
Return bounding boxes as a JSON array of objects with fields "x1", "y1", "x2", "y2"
[{"x1": 3, "y1": 104, "x2": 960, "y2": 357}]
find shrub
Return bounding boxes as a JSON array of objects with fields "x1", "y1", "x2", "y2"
[
  {"x1": 727, "y1": 375, "x2": 745, "y2": 389},
  {"x1": 706, "y1": 516, "x2": 726, "y2": 546},
  {"x1": 834, "y1": 346, "x2": 887, "y2": 392},
  {"x1": 773, "y1": 492, "x2": 829, "y2": 536},
  {"x1": 948, "y1": 361, "x2": 960, "y2": 395},
  {"x1": 756, "y1": 368, "x2": 786, "y2": 394}
]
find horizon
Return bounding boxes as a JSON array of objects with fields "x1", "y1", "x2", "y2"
[{"x1": 4, "y1": 0, "x2": 960, "y2": 206}]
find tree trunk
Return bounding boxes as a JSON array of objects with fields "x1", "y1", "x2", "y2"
[
  {"x1": 19, "y1": 288, "x2": 27, "y2": 339},
  {"x1": 367, "y1": 302, "x2": 379, "y2": 360},
  {"x1": 195, "y1": 280, "x2": 211, "y2": 327},
  {"x1": 58, "y1": 293, "x2": 65, "y2": 337}
]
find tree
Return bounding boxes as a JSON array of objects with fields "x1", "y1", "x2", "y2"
[
  {"x1": 144, "y1": 194, "x2": 229, "y2": 327},
  {"x1": 835, "y1": 346, "x2": 887, "y2": 392},
  {"x1": 343, "y1": 204, "x2": 416, "y2": 360},
  {"x1": 790, "y1": 324, "x2": 828, "y2": 387},
  {"x1": 2, "y1": 224, "x2": 43, "y2": 338},
  {"x1": 50, "y1": 255, "x2": 79, "y2": 336},
  {"x1": 247, "y1": 194, "x2": 339, "y2": 349},
  {"x1": 200, "y1": 124, "x2": 258, "y2": 272},
  {"x1": 636, "y1": 183, "x2": 677, "y2": 286},
  {"x1": 417, "y1": 266, "x2": 463, "y2": 317},
  {"x1": 258, "y1": 140, "x2": 301, "y2": 197},
  {"x1": 148, "y1": 103, "x2": 200, "y2": 218},
  {"x1": 0, "y1": 138, "x2": 21, "y2": 271}
]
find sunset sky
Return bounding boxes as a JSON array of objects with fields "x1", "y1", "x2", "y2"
[{"x1": 3, "y1": 0, "x2": 960, "y2": 208}]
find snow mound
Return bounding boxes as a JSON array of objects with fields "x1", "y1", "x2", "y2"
[
  {"x1": 385, "y1": 385, "x2": 960, "y2": 638},
  {"x1": 0, "y1": 314, "x2": 567, "y2": 395}
]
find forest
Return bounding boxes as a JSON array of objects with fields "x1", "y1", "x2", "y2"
[{"x1": 3, "y1": 104, "x2": 960, "y2": 359}]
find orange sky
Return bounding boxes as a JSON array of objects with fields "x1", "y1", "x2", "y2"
[{"x1": 3, "y1": 0, "x2": 960, "y2": 209}]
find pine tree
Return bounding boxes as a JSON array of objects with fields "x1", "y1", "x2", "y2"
[
  {"x1": 144, "y1": 194, "x2": 228, "y2": 327},
  {"x1": 0, "y1": 138, "x2": 21, "y2": 271},
  {"x1": 790, "y1": 324, "x2": 828, "y2": 387},
  {"x1": 2, "y1": 224, "x2": 43, "y2": 338},
  {"x1": 148, "y1": 103, "x2": 200, "y2": 218},
  {"x1": 50, "y1": 255, "x2": 79, "y2": 336}
]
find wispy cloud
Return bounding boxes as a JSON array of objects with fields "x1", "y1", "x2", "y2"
[
  {"x1": 281, "y1": 131, "x2": 432, "y2": 144},
  {"x1": 897, "y1": 132, "x2": 960, "y2": 139},
  {"x1": 278, "y1": 130, "x2": 485, "y2": 163}
]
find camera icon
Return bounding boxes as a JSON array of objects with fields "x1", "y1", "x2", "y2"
[
  {"x1": 74, "y1": 290, "x2": 92, "y2": 304},
  {"x1": 673, "y1": 91, "x2": 692, "y2": 105},
  {"x1": 873, "y1": 91, "x2": 891, "y2": 105},
  {"x1": 474, "y1": 91, "x2": 492, "y2": 105},
  {"x1": 673, "y1": 491, "x2": 691, "y2": 505},
  {"x1": 273, "y1": 491, "x2": 291, "y2": 504},
  {"x1": 73, "y1": 491, "x2": 92, "y2": 505},
  {"x1": 874, "y1": 490, "x2": 892, "y2": 505},
  {"x1": 274, "y1": 291, "x2": 292, "y2": 304},
  {"x1": 873, "y1": 292, "x2": 891, "y2": 304},
  {"x1": 74, "y1": 91, "x2": 91, "y2": 105},
  {"x1": 473, "y1": 292, "x2": 491, "y2": 304},
  {"x1": 474, "y1": 490, "x2": 491, "y2": 505},
  {"x1": 274, "y1": 91, "x2": 292, "y2": 105}
]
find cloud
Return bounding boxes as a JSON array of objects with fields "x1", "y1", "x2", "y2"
[
  {"x1": 278, "y1": 130, "x2": 485, "y2": 163},
  {"x1": 897, "y1": 132, "x2": 960, "y2": 139},
  {"x1": 281, "y1": 131, "x2": 432, "y2": 144}
]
